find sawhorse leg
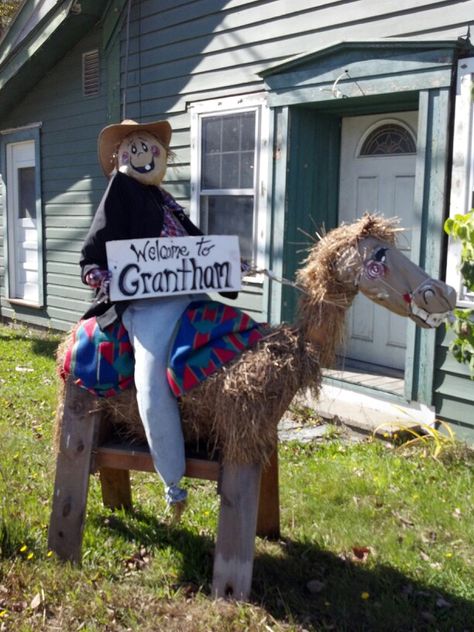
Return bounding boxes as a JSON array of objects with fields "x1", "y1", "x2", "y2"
[
  {"x1": 48, "y1": 381, "x2": 102, "y2": 562},
  {"x1": 212, "y1": 462, "x2": 262, "y2": 600}
]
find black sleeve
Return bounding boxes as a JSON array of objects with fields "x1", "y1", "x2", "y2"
[{"x1": 79, "y1": 174, "x2": 130, "y2": 283}]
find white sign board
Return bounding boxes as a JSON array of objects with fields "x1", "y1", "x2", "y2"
[{"x1": 106, "y1": 235, "x2": 241, "y2": 301}]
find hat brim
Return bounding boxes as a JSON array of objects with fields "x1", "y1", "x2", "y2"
[{"x1": 98, "y1": 119, "x2": 172, "y2": 175}]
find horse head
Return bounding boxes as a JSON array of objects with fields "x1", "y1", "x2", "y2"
[{"x1": 329, "y1": 214, "x2": 457, "y2": 328}]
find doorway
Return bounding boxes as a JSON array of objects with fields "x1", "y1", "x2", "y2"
[{"x1": 338, "y1": 111, "x2": 418, "y2": 375}]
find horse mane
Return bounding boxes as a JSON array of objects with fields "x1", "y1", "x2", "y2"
[{"x1": 296, "y1": 213, "x2": 401, "y2": 367}]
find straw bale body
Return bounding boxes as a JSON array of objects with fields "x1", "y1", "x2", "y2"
[{"x1": 55, "y1": 214, "x2": 402, "y2": 464}]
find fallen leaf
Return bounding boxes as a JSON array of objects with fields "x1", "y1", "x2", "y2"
[
  {"x1": 30, "y1": 593, "x2": 42, "y2": 610},
  {"x1": 351, "y1": 546, "x2": 371, "y2": 563}
]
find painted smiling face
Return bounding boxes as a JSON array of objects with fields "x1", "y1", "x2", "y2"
[{"x1": 117, "y1": 131, "x2": 167, "y2": 185}]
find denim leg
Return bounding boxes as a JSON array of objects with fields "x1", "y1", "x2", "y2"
[{"x1": 122, "y1": 296, "x2": 191, "y2": 495}]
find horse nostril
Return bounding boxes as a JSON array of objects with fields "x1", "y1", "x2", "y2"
[{"x1": 422, "y1": 288, "x2": 435, "y2": 304}]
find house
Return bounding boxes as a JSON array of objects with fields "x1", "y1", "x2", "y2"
[{"x1": 0, "y1": 0, "x2": 473, "y2": 439}]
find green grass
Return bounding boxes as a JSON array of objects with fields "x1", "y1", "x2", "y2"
[{"x1": 1, "y1": 322, "x2": 474, "y2": 631}]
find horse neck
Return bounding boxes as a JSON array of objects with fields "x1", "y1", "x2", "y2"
[{"x1": 296, "y1": 282, "x2": 358, "y2": 368}]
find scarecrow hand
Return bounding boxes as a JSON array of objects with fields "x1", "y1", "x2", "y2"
[
  {"x1": 85, "y1": 268, "x2": 111, "y2": 288},
  {"x1": 240, "y1": 259, "x2": 252, "y2": 276}
]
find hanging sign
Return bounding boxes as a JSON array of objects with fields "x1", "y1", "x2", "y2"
[{"x1": 106, "y1": 235, "x2": 241, "y2": 301}]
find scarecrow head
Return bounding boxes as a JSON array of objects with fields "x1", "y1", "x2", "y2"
[{"x1": 98, "y1": 119, "x2": 172, "y2": 186}]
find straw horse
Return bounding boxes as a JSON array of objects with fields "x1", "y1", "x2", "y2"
[
  {"x1": 82, "y1": 213, "x2": 455, "y2": 464},
  {"x1": 51, "y1": 213, "x2": 456, "y2": 599}
]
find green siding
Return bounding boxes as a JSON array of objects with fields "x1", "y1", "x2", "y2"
[
  {"x1": 0, "y1": 27, "x2": 107, "y2": 331},
  {"x1": 433, "y1": 327, "x2": 474, "y2": 439}
]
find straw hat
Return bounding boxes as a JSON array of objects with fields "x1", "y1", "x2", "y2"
[{"x1": 98, "y1": 118, "x2": 172, "y2": 175}]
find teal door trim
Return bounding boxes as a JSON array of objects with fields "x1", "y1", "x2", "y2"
[
  {"x1": 264, "y1": 40, "x2": 461, "y2": 406},
  {"x1": 268, "y1": 106, "x2": 289, "y2": 325}
]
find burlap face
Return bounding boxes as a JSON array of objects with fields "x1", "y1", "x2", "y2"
[
  {"x1": 117, "y1": 131, "x2": 168, "y2": 186},
  {"x1": 338, "y1": 236, "x2": 456, "y2": 328}
]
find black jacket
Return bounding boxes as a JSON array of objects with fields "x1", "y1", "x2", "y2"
[{"x1": 80, "y1": 171, "x2": 236, "y2": 328}]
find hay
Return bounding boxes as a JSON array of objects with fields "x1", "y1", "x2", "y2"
[
  {"x1": 55, "y1": 213, "x2": 401, "y2": 465},
  {"x1": 87, "y1": 324, "x2": 321, "y2": 464}
]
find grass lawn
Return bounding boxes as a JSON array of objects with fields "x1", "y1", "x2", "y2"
[{"x1": 0, "y1": 322, "x2": 474, "y2": 631}]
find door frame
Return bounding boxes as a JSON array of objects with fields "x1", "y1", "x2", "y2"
[
  {"x1": 1, "y1": 123, "x2": 44, "y2": 308},
  {"x1": 263, "y1": 40, "x2": 460, "y2": 407}
]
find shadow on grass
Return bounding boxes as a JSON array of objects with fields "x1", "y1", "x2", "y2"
[
  {"x1": 91, "y1": 509, "x2": 214, "y2": 588},
  {"x1": 91, "y1": 510, "x2": 474, "y2": 631},
  {"x1": 0, "y1": 331, "x2": 60, "y2": 359},
  {"x1": 252, "y1": 538, "x2": 474, "y2": 632}
]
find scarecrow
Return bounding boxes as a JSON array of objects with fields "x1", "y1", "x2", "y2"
[{"x1": 80, "y1": 119, "x2": 239, "y2": 508}]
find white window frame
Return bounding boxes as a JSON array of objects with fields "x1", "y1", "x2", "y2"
[
  {"x1": 189, "y1": 94, "x2": 270, "y2": 278},
  {"x1": 446, "y1": 58, "x2": 474, "y2": 307},
  {"x1": 1, "y1": 123, "x2": 44, "y2": 308}
]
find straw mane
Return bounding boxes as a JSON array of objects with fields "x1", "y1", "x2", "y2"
[
  {"x1": 296, "y1": 213, "x2": 400, "y2": 367},
  {"x1": 56, "y1": 214, "x2": 401, "y2": 464}
]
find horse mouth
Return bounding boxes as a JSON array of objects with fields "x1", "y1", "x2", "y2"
[{"x1": 131, "y1": 158, "x2": 155, "y2": 174}]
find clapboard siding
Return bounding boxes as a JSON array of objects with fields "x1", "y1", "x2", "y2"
[
  {"x1": 0, "y1": 25, "x2": 107, "y2": 330},
  {"x1": 120, "y1": 0, "x2": 473, "y2": 323},
  {"x1": 433, "y1": 327, "x2": 473, "y2": 438},
  {"x1": 1, "y1": 0, "x2": 472, "y2": 331}
]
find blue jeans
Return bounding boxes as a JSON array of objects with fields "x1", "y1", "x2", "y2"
[{"x1": 122, "y1": 295, "x2": 193, "y2": 502}]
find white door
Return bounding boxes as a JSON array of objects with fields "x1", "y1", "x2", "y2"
[
  {"x1": 6, "y1": 140, "x2": 40, "y2": 304},
  {"x1": 339, "y1": 112, "x2": 418, "y2": 370}
]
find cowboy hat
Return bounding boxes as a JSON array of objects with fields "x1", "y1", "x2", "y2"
[{"x1": 98, "y1": 118, "x2": 172, "y2": 175}]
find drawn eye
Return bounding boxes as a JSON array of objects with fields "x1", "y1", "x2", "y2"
[
  {"x1": 131, "y1": 143, "x2": 137, "y2": 154},
  {"x1": 373, "y1": 247, "x2": 388, "y2": 263},
  {"x1": 141, "y1": 142, "x2": 148, "y2": 152}
]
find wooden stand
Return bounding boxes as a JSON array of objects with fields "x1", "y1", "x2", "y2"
[{"x1": 48, "y1": 380, "x2": 280, "y2": 600}]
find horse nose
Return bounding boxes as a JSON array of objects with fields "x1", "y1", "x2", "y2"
[{"x1": 415, "y1": 279, "x2": 457, "y2": 310}]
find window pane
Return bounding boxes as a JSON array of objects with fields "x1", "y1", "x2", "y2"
[
  {"x1": 18, "y1": 167, "x2": 36, "y2": 220},
  {"x1": 201, "y1": 111, "x2": 256, "y2": 190},
  {"x1": 360, "y1": 124, "x2": 416, "y2": 156},
  {"x1": 202, "y1": 195, "x2": 254, "y2": 260}
]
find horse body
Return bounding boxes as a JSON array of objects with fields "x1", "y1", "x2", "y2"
[{"x1": 61, "y1": 214, "x2": 456, "y2": 464}]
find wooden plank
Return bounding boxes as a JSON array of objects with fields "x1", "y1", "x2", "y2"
[
  {"x1": 99, "y1": 468, "x2": 133, "y2": 511},
  {"x1": 256, "y1": 448, "x2": 280, "y2": 540},
  {"x1": 47, "y1": 381, "x2": 102, "y2": 563},
  {"x1": 94, "y1": 443, "x2": 221, "y2": 481},
  {"x1": 212, "y1": 463, "x2": 262, "y2": 600}
]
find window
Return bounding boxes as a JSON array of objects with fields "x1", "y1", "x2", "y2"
[
  {"x1": 447, "y1": 58, "x2": 474, "y2": 307},
  {"x1": 1, "y1": 125, "x2": 43, "y2": 306},
  {"x1": 360, "y1": 123, "x2": 416, "y2": 156},
  {"x1": 190, "y1": 96, "x2": 270, "y2": 267}
]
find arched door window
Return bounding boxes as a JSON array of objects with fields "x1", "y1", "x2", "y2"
[{"x1": 359, "y1": 122, "x2": 416, "y2": 156}]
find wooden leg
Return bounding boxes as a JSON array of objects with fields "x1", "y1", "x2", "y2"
[
  {"x1": 212, "y1": 463, "x2": 262, "y2": 601},
  {"x1": 256, "y1": 448, "x2": 280, "y2": 539},
  {"x1": 48, "y1": 381, "x2": 101, "y2": 563},
  {"x1": 99, "y1": 467, "x2": 132, "y2": 510}
]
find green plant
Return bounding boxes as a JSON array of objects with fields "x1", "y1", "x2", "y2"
[{"x1": 444, "y1": 210, "x2": 474, "y2": 377}]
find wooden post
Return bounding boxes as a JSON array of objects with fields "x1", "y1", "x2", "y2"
[
  {"x1": 256, "y1": 448, "x2": 280, "y2": 539},
  {"x1": 212, "y1": 463, "x2": 262, "y2": 600},
  {"x1": 99, "y1": 468, "x2": 132, "y2": 510},
  {"x1": 48, "y1": 381, "x2": 101, "y2": 563}
]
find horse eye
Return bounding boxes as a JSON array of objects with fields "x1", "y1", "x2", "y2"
[{"x1": 373, "y1": 247, "x2": 388, "y2": 263}]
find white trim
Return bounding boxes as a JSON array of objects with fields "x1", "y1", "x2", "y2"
[
  {"x1": 355, "y1": 117, "x2": 417, "y2": 158},
  {"x1": 190, "y1": 94, "x2": 270, "y2": 272},
  {"x1": 0, "y1": 122, "x2": 42, "y2": 135},
  {"x1": 446, "y1": 57, "x2": 474, "y2": 307}
]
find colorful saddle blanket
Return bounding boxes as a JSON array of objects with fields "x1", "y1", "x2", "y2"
[
  {"x1": 167, "y1": 300, "x2": 264, "y2": 397},
  {"x1": 61, "y1": 300, "x2": 264, "y2": 398}
]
